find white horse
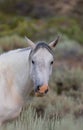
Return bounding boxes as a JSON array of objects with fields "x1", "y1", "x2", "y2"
[{"x1": 0, "y1": 36, "x2": 59, "y2": 124}]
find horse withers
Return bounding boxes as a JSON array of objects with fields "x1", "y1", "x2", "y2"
[{"x1": 0, "y1": 36, "x2": 59, "y2": 124}]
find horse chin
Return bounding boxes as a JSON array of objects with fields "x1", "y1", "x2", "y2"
[
  {"x1": 35, "y1": 92, "x2": 45, "y2": 97},
  {"x1": 29, "y1": 89, "x2": 45, "y2": 97}
]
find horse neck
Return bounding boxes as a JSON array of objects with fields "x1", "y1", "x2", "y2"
[{"x1": 11, "y1": 50, "x2": 33, "y2": 100}]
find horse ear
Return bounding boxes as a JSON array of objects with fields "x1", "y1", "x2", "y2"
[
  {"x1": 25, "y1": 36, "x2": 35, "y2": 48},
  {"x1": 49, "y1": 36, "x2": 59, "y2": 49}
]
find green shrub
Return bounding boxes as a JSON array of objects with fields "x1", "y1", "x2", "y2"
[
  {"x1": 0, "y1": 35, "x2": 27, "y2": 52},
  {"x1": 0, "y1": 13, "x2": 83, "y2": 44}
]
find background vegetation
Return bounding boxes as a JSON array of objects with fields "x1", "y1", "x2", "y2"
[{"x1": 0, "y1": 0, "x2": 83, "y2": 130}]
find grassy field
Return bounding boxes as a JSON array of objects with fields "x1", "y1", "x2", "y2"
[{"x1": 0, "y1": 35, "x2": 83, "y2": 130}]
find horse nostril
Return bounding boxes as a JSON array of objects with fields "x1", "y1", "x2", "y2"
[
  {"x1": 35, "y1": 85, "x2": 49, "y2": 94},
  {"x1": 35, "y1": 85, "x2": 40, "y2": 92},
  {"x1": 45, "y1": 89, "x2": 48, "y2": 94}
]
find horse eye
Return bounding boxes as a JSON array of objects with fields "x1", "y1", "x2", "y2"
[
  {"x1": 32, "y1": 60, "x2": 35, "y2": 64},
  {"x1": 51, "y1": 61, "x2": 53, "y2": 65}
]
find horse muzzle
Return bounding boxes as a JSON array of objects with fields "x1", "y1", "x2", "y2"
[{"x1": 35, "y1": 84, "x2": 49, "y2": 97}]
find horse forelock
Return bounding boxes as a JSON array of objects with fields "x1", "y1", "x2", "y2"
[{"x1": 29, "y1": 42, "x2": 55, "y2": 59}]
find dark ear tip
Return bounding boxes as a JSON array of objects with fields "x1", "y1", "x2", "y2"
[
  {"x1": 49, "y1": 35, "x2": 60, "y2": 48},
  {"x1": 56, "y1": 35, "x2": 60, "y2": 41},
  {"x1": 53, "y1": 36, "x2": 60, "y2": 46}
]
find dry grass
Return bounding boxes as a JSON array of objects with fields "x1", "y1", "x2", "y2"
[{"x1": 1, "y1": 106, "x2": 83, "y2": 130}]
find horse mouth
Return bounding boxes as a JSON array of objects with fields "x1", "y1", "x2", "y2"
[
  {"x1": 35, "y1": 85, "x2": 49, "y2": 97},
  {"x1": 35, "y1": 92, "x2": 44, "y2": 97}
]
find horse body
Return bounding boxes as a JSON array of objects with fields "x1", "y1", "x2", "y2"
[{"x1": 0, "y1": 37, "x2": 59, "y2": 124}]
